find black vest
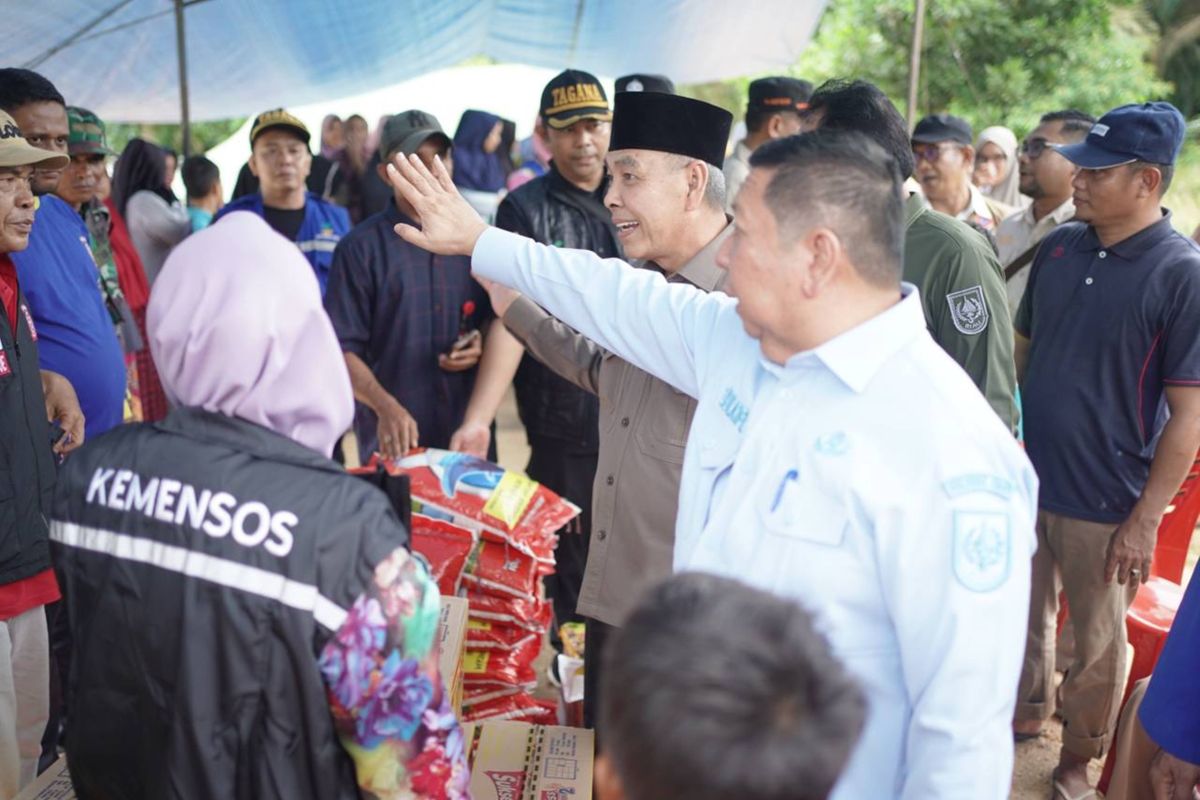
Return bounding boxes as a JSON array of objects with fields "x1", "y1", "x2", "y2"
[
  {"x1": 51, "y1": 408, "x2": 405, "y2": 800},
  {"x1": 0, "y1": 286, "x2": 56, "y2": 585},
  {"x1": 498, "y1": 167, "x2": 622, "y2": 452}
]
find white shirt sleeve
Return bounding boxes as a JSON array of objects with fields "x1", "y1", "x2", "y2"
[
  {"x1": 875, "y1": 463, "x2": 1037, "y2": 799},
  {"x1": 472, "y1": 227, "x2": 736, "y2": 399}
]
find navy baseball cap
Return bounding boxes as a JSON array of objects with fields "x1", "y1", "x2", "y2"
[
  {"x1": 1053, "y1": 102, "x2": 1186, "y2": 169},
  {"x1": 912, "y1": 114, "x2": 973, "y2": 146}
]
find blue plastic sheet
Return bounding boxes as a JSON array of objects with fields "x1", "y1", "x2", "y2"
[{"x1": 8, "y1": 0, "x2": 825, "y2": 122}]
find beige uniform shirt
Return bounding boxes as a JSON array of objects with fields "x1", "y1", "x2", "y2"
[
  {"x1": 722, "y1": 140, "x2": 753, "y2": 213},
  {"x1": 503, "y1": 225, "x2": 731, "y2": 626},
  {"x1": 995, "y1": 198, "x2": 1075, "y2": 318}
]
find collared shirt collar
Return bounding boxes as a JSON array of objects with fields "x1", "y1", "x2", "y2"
[
  {"x1": 904, "y1": 191, "x2": 929, "y2": 227},
  {"x1": 957, "y1": 184, "x2": 994, "y2": 223},
  {"x1": 674, "y1": 220, "x2": 733, "y2": 291},
  {"x1": 646, "y1": 219, "x2": 733, "y2": 292},
  {"x1": 1078, "y1": 209, "x2": 1176, "y2": 259},
  {"x1": 774, "y1": 283, "x2": 926, "y2": 393},
  {"x1": 1020, "y1": 197, "x2": 1075, "y2": 227}
]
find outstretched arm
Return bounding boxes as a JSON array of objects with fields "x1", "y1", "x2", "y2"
[{"x1": 386, "y1": 154, "x2": 734, "y2": 399}]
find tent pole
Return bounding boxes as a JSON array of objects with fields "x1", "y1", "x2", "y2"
[
  {"x1": 906, "y1": 0, "x2": 927, "y2": 131},
  {"x1": 174, "y1": 0, "x2": 192, "y2": 157}
]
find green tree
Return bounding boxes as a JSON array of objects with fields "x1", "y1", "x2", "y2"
[
  {"x1": 104, "y1": 118, "x2": 247, "y2": 156},
  {"x1": 789, "y1": 0, "x2": 1168, "y2": 135}
]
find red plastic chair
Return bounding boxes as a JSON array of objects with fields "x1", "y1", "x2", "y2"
[{"x1": 1098, "y1": 454, "x2": 1200, "y2": 792}]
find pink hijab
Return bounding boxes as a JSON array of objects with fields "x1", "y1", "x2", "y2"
[{"x1": 147, "y1": 211, "x2": 353, "y2": 456}]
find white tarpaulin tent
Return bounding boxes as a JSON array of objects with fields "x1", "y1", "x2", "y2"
[{"x1": 9, "y1": 0, "x2": 827, "y2": 124}]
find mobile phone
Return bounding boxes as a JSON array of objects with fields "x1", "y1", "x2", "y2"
[
  {"x1": 49, "y1": 422, "x2": 66, "y2": 448},
  {"x1": 445, "y1": 328, "x2": 481, "y2": 356}
]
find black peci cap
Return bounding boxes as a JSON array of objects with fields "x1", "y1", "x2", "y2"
[{"x1": 610, "y1": 91, "x2": 733, "y2": 168}]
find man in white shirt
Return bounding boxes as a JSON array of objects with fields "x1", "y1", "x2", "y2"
[
  {"x1": 995, "y1": 110, "x2": 1094, "y2": 315},
  {"x1": 384, "y1": 130, "x2": 1038, "y2": 800}
]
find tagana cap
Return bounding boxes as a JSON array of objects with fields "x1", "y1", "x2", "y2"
[
  {"x1": 610, "y1": 91, "x2": 733, "y2": 168},
  {"x1": 0, "y1": 111, "x2": 69, "y2": 170},
  {"x1": 67, "y1": 106, "x2": 116, "y2": 157},
  {"x1": 1052, "y1": 102, "x2": 1187, "y2": 169},
  {"x1": 540, "y1": 69, "x2": 612, "y2": 130},
  {"x1": 250, "y1": 108, "x2": 311, "y2": 147}
]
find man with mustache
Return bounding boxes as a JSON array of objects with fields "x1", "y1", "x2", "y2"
[{"x1": 0, "y1": 110, "x2": 84, "y2": 799}]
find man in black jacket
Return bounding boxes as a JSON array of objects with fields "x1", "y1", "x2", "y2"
[
  {"x1": 0, "y1": 111, "x2": 84, "y2": 798},
  {"x1": 450, "y1": 69, "x2": 619, "y2": 653}
]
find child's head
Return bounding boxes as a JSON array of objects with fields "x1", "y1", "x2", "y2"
[
  {"x1": 597, "y1": 573, "x2": 866, "y2": 800},
  {"x1": 182, "y1": 155, "x2": 221, "y2": 205}
]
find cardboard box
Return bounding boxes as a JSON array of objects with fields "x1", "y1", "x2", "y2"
[
  {"x1": 437, "y1": 594, "x2": 469, "y2": 715},
  {"x1": 466, "y1": 720, "x2": 594, "y2": 800},
  {"x1": 14, "y1": 757, "x2": 74, "y2": 800}
]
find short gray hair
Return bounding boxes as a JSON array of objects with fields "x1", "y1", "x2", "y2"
[{"x1": 670, "y1": 153, "x2": 725, "y2": 210}]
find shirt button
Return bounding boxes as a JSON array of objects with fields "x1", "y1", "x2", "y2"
[
  {"x1": 1098, "y1": 251, "x2": 1107, "y2": 259},
  {"x1": 621, "y1": 417, "x2": 630, "y2": 427},
  {"x1": 606, "y1": 475, "x2": 614, "y2": 486},
  {"x1": 597, "y1": 530, "x2": 608, "y2": 541},
  {"x1": 1085, "y1": 277, "x2": 1094, "y2": 285}
]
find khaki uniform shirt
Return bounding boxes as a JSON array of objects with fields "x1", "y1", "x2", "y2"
[
  {"x1": 995, "y1": 199, "x2": 1075, "y2": 318},
  {"x1": 904, "y1": 194, "x2": 1018, "y2": 432},
  {"x1": 503, "y1": 225, "x2": 732, "y2": 626},
  {"x1": 722, "y1": 140, "x2": 753, "y2": 213}
]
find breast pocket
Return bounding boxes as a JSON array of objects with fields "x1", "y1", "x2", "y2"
[
  {"x1": 635, "y1": 380, "x2": 696, "y2": 466},
  {"x1": 755, "y1": 462, "x2": 850, "y2": 548},
  {"x1": 598, "y1": 353, "x2": 626, "y2": 435}
]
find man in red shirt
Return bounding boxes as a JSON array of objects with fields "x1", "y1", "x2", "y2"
[{"x1": 0, "y1": 110, "x2": 84, "y2": 798}]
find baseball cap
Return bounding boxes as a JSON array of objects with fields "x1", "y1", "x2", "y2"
[
  {"x1": 67, "y1": 106, "x2": 116, "y2": 157},
  {"x1": 748, "y1": 77, "x2": 813, "y2": 112},
  {"x1": 0, "y1": 111, "x2": 69, "y2": 170},
  {"x1": 540, "y1": 69, "x2": 612, "y2": 130},
  {"x1": 379, "y1": 110, "x2": 451, "y2": 160},
  {"x1": 616, "y1": 74, "x2": 676, "y2": 94},
  {"x1": 250, "y1": 109, "x2": 310, "y2": 147},
  {"x1": 911, "y1": 114, "x2": 973, "y2": 146},
  {"x1": 1053, "y1": 102, "x2": 1187, "y2": 169}
]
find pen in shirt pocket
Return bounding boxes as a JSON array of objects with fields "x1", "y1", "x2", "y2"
[{"x1": 771, "y1": 469, "x2": 800, "y2": 512}]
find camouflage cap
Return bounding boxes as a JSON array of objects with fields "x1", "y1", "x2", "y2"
[{"x1": 67, "y1": 106, "x2": 116, "y2": 157}]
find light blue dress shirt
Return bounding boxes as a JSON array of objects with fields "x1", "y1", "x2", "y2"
[{"x1": 473, "y1": 227, "x2": 1038, "y2": 799}]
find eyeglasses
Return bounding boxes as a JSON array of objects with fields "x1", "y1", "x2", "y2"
[
  {"x1": 1019, "y1": 137, "x2": 1053, "y2": 159},
  {"x1": 911, "y1": 143, "x2": 956, "y2": 164}
]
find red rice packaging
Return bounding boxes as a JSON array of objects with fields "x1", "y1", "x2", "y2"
[
  {"x1": 381, "y1": 449, "x2": 579, "y2": 566},
  {"x1": 463, "y1": 634, "x2": 542, "y2": 690},
  {"x1": 410, "y1": 515, "x2": 475, "y2": 595}
]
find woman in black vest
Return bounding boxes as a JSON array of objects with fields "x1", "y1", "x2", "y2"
[{"x1": 49, "y1": 212, "x2": 467, "y2": 799}]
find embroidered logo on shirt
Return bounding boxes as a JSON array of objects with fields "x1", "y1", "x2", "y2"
[
  {"x1": 946, "y1": 285, "x2": 989, "y2": 335},
  {"x1": 719, "y1": 388, "x2": 750, "y2": 432},
  {"x1": 814, "y1": 431, "x2": 850, "y2": 456},
  {"x1": 942, "y1": 473, "x2": 1015, "y2": 500},
  {"x1": 952, "y1": 510, "x2": 1011, "y2": 592},
  {"x1": 1051, "y1": 245, "x2": 1066, "y2": 258}
]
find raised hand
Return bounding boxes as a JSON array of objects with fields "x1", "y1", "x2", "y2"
[{"x1": 386, "y1": 154, "x2": 488, "y2": 257}]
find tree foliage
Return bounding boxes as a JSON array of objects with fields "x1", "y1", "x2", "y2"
[
  {"x1": 104, "y1": 118, "x2": 247, "y2": 157},
  {"x1": 790, "y1": 0, "x2": 1170, "y2": 135}
]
